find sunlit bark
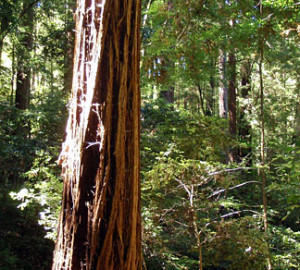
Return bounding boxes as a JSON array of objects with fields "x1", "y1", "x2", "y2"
[
  {"x1": 218, "y1": 49, "x2": 227, "y2": 118},
  {"x1": 52, "y1": 0, "x2": 142, "y2": 269}
]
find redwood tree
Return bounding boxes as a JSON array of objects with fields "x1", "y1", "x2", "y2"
[{"x1": 52, "y1": 0, "x2": 142, "y2": 269}]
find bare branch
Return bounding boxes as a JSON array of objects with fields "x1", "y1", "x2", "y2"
[
  {"x1": 207, "y1": 181, "x2": 261, "y2": 198},
  {"x1": 175, "y1": 177, "x2": 191, "y2": 196},
  {"x1": 207, "y1": 167, "x2": 253, "y2": 176}
]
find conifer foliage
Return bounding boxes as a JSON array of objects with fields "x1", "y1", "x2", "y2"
[{"x1": 0, "y1": 0, "x2": 299, "y2": 270}]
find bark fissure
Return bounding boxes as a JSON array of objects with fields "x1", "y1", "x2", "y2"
[{"x1": 53, "y1": 0, "x2": 141, "y2": 269}]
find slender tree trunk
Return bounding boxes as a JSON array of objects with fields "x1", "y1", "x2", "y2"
[
  {"x1": 52, "y1": 1, "x2": 142, "y2": 269},
  {"x1": 0, "y1": 38, "x2": 3, "y2": 65},
  {"x1": 228, "y1": 52, "x2": 236, "y2": 161},
  {"x1": 259, "y1": 52, "x2": 272, "y2": 270},
  {"x1": 239, "y1": 61, "x2": 252, "y2": 164},
  {"x1": 259, "y1": 3, "x2": 272, "y2": 269},
  {"x1": 218, "y1": 49, "x2": 227, "y2": 118},
  {"x1": 197, "y1": 83, "x2": 205, "y2": 115},
  {"x1": 10, "y1": 40, "x2": 15, "y2": 106},
  {"x1": 207, "y1": 75, "x2": 215, "y2": 116},
  {"x1": 228, "y1": 52, "x2": 236, "y2": 136},
  {"x1": 259, "y1": 49, "x2": 268, "y2": 236}
]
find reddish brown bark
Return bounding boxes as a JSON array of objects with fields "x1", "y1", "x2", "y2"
[{"x1": 52, "y1": 1, "x2": 142, "y2": 269}]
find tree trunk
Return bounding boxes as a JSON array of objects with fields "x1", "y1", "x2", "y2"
[
  {"x1": 228, "y1": 52, "x2": 236, "y2": 161},
  {"x1": 15, "y1": 2, "x2": 34, "y2": 110},
  {"x1": 218, "y1": 49, "x2": 227, "y2": 118},
  {"x1": 239, "y1": 61, "x2": 252, "y2": 164},
  {"x1": 10, "y1": 40, "x2": 15, "y2": 105},
  {"x1": 207, "y1": 75, "x2": 215, "y2": 116},
  {"x1": 228, "y1": 52, "x2": 236, "y2": 136},
  {"x1": 63, "y1": 0, "x2": 75, "y2": 93},
  {"x1": 52, "y1": 1, "x2": 142, "y2": 269},
  {"x1": 160, "y1": 86, "x2": 174, "y2": 104},
  {"x1": 0, "y1": 37, "x2": 3, "y2": 65},
  {"x1": 197, "y1": 83, "x2": 206, "y2": 115},
  {"x1": 259, "y1": 3, "x2": 272, "y2": 269}
]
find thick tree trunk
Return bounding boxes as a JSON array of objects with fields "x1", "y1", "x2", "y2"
[{"x1": 52, "y1": 1, "x2": 142, "y2": 269}]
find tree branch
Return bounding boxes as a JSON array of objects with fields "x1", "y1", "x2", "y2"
[
  {"x1": 207, "y1": 167, "x2": 253, "y2": 176},
  {"x1": 207, "y1": 181, "x2": 261, "y2": 198}
]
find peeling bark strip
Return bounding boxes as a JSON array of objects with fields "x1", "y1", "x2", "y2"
[{"x1": 52, "y1": 0, "x2": 142, "y2": 269}]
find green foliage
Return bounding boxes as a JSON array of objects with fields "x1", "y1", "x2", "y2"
[
  {"x1": 141, "y1": 99, "x2": 232, "y2": 166},
  {"x1": 271, "y1": 226, "x2": 300, "y2": 269},
  {"x1": 0, "y1": 0, "x2": 299, "y2": 269},
  {"x1": 0, "y1": 1, "x2": 70, "y2": 266},
  {"x1": 141, "y1": 100, "x2": 271, "y2": 269},
  {"x1": 0, "y1": 186, "x2": 54, "y2": 270}
]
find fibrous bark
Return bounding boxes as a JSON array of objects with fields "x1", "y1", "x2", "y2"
[{"x1": 52, "y1": 1, "x2": 142, "y2": 269}]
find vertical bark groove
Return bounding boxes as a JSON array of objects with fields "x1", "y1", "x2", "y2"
[{"x1": 52, "y1": 0, "x2": 141, "y2": 269}]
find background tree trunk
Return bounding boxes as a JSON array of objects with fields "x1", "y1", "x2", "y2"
[
  {"x1": 15, "y1": 1, "x2": 34, "y2": 110},
  {"x1": 259, "y1": 3, "x2": 272, "y2": 269},
  {"x1": 228, "y1": 52, "x2": 236, "y2": 137},
  {"x1": 161, "y1": 86, "x2": 174, "y2": 104},
  {"x1": 52, "y1": 1, "x2": 142, "y2": 269},
  {"x1": 239, "y1": 61, "x2": 252, "y2": 164},
  {"x1": 218, "y1": 49, "x2": 227, "y2": 118},
  {"x1": 228, "y1": 52, "x2": 236, "y2": 161},
  {"x1": 63, "y1": 0, "x2": 75, "y2": 93}
]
